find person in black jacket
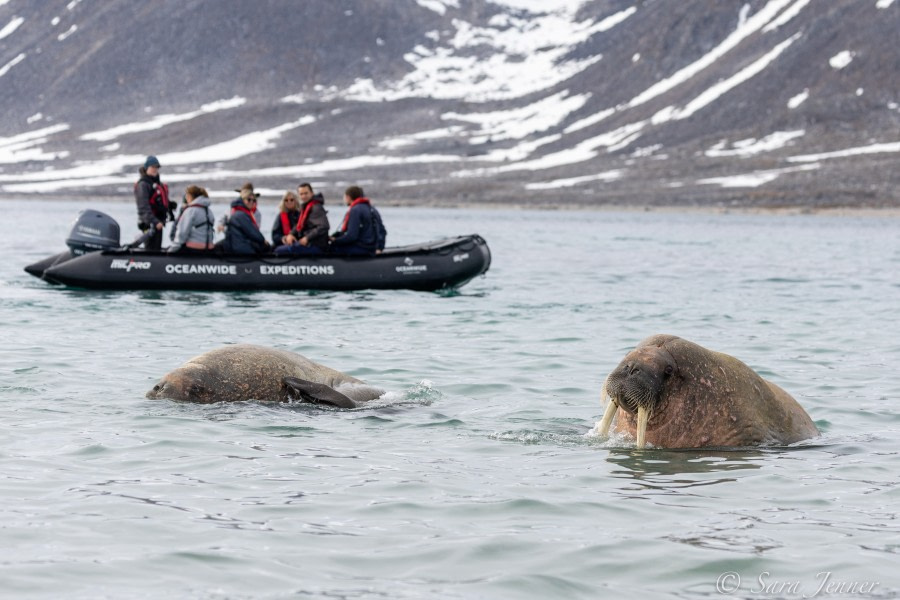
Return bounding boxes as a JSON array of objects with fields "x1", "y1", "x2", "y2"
[
  {"x1": 134, "y1": 155, "x2": 174, "y2": 251},
  {"x1": 221, "y1": 194, "x2": 269, "y2": 254},
  {"x1": 271, "y1": 190, "x2": 302, "y2": 247},
  {"x1": 274, "y1": 183, "x2": 330, "y2": 255},
  {"x1": 330, "y1": 186, "x2": 386, "y2": 256}
]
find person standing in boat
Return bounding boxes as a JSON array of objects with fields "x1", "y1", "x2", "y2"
[
  {"x1": 329, "y1": 185, "x2": 386, "y2": 256},
  {"x1": 168, "y1": 185, "x2": 215, "y2": 254},
  {"x1": 274, "y1": 183, "x2": 330, "y2": 255},
  {"x1": 134, "y1": 155, "x2": 173, "y2": 251},
  {"x1": 220, "y1": 188, "x2": 269, "y2": 254}
]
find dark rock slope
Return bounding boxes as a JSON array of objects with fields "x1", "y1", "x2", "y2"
[{"x1": 1, "y1": 0, "x2": 897, "y2": 208}]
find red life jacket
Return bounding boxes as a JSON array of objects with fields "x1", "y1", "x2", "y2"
[
  {"x1": 231, "y1": 205, "x2": 258, "y2": 228},
  {"x1": 341, "y1": 198, "x2": 370, "y2": 232},
  {"x1": 279, "y1": 211, "x2": 298, "y2": 236},
  {"x1": 135, "y1": 178, "x2": 170, "y2": 220},
  {"x1": 295, "y1": 198, "x2": 323, "y2": 235}
]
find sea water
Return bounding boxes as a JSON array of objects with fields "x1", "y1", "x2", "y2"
[{"x1": 1, "y1": 199, "x2": 898, "y2": 599}]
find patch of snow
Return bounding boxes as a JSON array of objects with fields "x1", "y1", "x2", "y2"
[
  {"x1": 443, "y1": 91, "x2": 589, "y2": 143},
  {"x1": 705, "y1": 130, "x2": 805, "y2": 158},
  {"x1": 0, "y1": 148, "x2": 461, "y2": 193},
  {"x1": 0, "y1": 16, "x2": 25, "y2": 40},
  {"x1": 856, "y1": 88, "x2": 864, "y2": 96},
  {"x1": 0, "y1": 53, "x2": 26, "y2": 78},
  {"x1": 876, "y1": 0, "x2": 895, "y2": 8},
  {"x1": 378, "y1": 126, "x2": 465, "y2": 150},
  {"x1": 787, "y1": 142, "x2": 900, "y2": 163},
  {"x1": 762, "y1": 0, "x2": 812, "y2": 32},
  {"x1": 67, "y1": 0, "x2": 82, "y2": 10},
  {"x1": 51, "y1": 16, "x2": 60, "y2": 26},
  {"x1": 563, "y1": 107, "x2": 616, "y2": 134},
  {"x1": 477, "y1": 134, "x2": 561, "y2": 163},
  {"x1": 697, "y1": 163, "x2": 819, "y2": 188},
  {"x1": 626, "y1": 0, "x2": 795, "y2": 109},
  {"x1": 57, "y1": 24, "x2": 77, "y2": 41},
  {"x1": 631, "y1": 144, "x2": 663, "y2": 158},
  {"x1": 632, "y1": 53, "x2": 640, "y2": 62},
  {"x1": 160, "y1": 117, "x2": 316, "y2": 165},
  {"x1": 787, "y1": 89, "x2": 809, "y2": 108},
  {"x1": 454, "y1": 121, "x2": 646, "y2": 177},
  {"x1": 280, "y1": 93, "x2": 307, "y2": 104},
  {"x1": 99, "y1": 143, "x2": 120, "y2": 152},
  {"x1": 0, "y1": 124, "x2": 72, "y2": 164},
  {"x1": 525, "y1": 170, "x2": 623, "y2": 190},
  {"x1": 26, "y1": 113, "x2": 43, "y2": 124},
  {"x1": 80, "y1": 97, "x2": 247, "y2": 142},
  {"x1": 653, "y1": 34, "x2": 800, "y2": 122},
  {"x1": 415, "y1": 0, "x2": 458, "y2": 16},
  {"x1": 341, "y1": 6, "x2": 635, "y2": 102},
  {"x1": 829, "y1": 51, "x2": 854, "y2": 70}
]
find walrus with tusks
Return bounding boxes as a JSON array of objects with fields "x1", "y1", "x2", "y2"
[
  {"x1": 146, "y1": 344, "x2": 385, "y2": 407},
  {"x1": 595, "y1": 335, "x2": 819, "y2": 448}
]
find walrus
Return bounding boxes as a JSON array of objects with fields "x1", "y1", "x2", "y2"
[
  {"x1": 146, "y1": 344, "x2": 385, "y2": 407},
  {"x1": 594, "y1": 334, "x2": 819, "y2": 448}
]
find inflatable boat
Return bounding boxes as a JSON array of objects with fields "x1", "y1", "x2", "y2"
[{"x1": 25, "y1": 210, "x2": 491, "y2": 292}]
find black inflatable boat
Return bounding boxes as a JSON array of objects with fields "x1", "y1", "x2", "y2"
[{"x1": 25, "y1": 210, "x2": 491, "y2": 292}]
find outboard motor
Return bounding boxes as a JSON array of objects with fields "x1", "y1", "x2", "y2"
[{"x1": 65, "y1": 209, "x2": 121, "y2": 256}]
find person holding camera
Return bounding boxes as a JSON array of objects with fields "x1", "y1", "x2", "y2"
[
  {"x1": 220, "y1": 187, "x2": 269, "y2": 255},
  {"x1": 134, "y1": 155, "x2": 175, "y2": 251},
  {"x1": 168, "y1": 185, "x2": 215, "y2": 254}
]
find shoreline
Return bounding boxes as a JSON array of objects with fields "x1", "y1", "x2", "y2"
[{"x1": 7, "y1": 195, "x2": 900, "y2": 218}]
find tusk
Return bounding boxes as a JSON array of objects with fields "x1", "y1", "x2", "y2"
[
  {"x1": 597, "y1": 398, "x2": 618, "y2": 436},
  {"x1": 636, "y1": 406, "x2": 650, "y2": 449}
]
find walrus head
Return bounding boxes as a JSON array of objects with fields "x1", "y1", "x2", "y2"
[
  {"x1": 596, "y1": 342, "x2": 678, "y2": 448},
  {"x1": 146, "y1": 364, "x2": 219, "y2": 403}
]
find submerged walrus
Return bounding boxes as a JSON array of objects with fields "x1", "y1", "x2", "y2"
[
  {"x1": 146, "y1": 344, "x2": 385, "y2": 407},
  {"x1": 595, "y1": 335, "x2": 819, "y2": 448}
]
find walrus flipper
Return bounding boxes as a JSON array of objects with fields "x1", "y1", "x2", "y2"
[{"x1": 281, "y1": 377, "x2": 359, "y2": 408}]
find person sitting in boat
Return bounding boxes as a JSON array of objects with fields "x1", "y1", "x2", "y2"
[
  {"x1": 273, "y1": 183, "x2": 330, "y2": 255},
  {"x1": 329, "y1": 186, "x2": 386, "y2": 256},
  {"x1": 271, "y1": 190, "x2": 300, "y2": 247},
  {"x1": 168, "y1": 185, "x2": 215, "y2": 254},
  {"x1": 217, "y1": 181, "x2": 261, "y2": 235},
  {"x1": 219, "y1": 190, "x2": 269, "y2": 254}
]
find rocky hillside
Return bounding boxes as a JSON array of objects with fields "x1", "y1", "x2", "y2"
[{"x1": 1, "y1": 0, "x2": 898, "y2": 208}]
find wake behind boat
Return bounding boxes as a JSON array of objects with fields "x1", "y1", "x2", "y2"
[{"x1": 25, "y1": 210, "x2": 491, "y2": 292}]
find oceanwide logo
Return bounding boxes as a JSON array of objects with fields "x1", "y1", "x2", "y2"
[{"x1": 396, "y1": 257, "x2": 427, "y2": 274}]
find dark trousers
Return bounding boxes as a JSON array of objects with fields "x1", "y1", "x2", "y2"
[
  {"x1": 142, "y1": 227, "x2": 164, "y2": 251},
  {"x1": 274, "y1": 243, "x2": 326, "y2": 256},
  {"x1": 330, "y1": 244, "x2": 375, "y2": 256}
]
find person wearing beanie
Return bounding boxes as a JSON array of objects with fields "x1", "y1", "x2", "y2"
[{"x1": 134, "y1": 155, "x2": 174, "y2": 251}]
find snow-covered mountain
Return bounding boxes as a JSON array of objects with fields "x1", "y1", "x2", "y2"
[{"x1": 1, "y1": 0, "x2": 898, "y2": 208}]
